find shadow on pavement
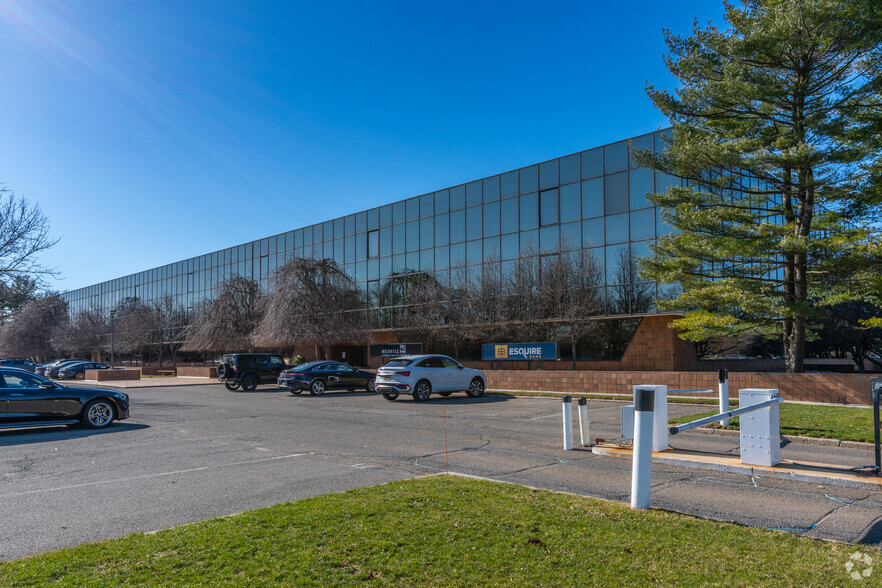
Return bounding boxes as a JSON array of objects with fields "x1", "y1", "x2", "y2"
[{"x1": 0, "y1": 422, "x2": 149, "y2": 446}]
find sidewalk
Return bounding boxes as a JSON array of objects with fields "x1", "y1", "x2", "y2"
[{"x1": 77, "y1": 376, "x2": 222, "y2": 389}]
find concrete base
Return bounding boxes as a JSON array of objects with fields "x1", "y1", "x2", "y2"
[{"x1": 592, "y1": 444, "x2": 882, "y2": 490}]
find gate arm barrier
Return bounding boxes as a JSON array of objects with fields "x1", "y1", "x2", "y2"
[{"x1": 669, "y1": 397, "x2": 783, "y2": 436}]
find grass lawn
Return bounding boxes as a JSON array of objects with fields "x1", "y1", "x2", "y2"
[
  {"x1": 0, "y1": 476, "x2": 873, "y2": 587},
  {"x1": 669, "y1": 402, "x2": 878, "y2": 443}
]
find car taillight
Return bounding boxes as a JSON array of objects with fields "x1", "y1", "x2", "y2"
[
  {"x1": 397, "y1": 371, "x2": 410, "y2": 377},
  {"x1": 231, "y1": 366, "x2": 238, "y2": 373},
  {"x1": 290, "y1": 373, "x2": 304, "y2": 377}
]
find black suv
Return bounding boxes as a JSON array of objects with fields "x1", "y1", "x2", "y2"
[{"x1": 216, "y1": 353, "x2": 287, "y2": 391}]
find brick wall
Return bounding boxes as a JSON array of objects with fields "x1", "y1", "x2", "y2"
[
  {"x1": 86, "y1": 369, "x2": 141, "y2": 381},
  {"x1": 486, "y1": 370, "x2": 877, "y2": 405}
]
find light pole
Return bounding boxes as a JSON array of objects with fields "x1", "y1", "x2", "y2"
[{"x1": 110, "y1": 309, "x2": 116, "y2": 368}]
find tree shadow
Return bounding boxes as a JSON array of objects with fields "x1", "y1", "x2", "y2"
[{"x1": 0, "y1": 422, "x2": 150, "y2": 447}]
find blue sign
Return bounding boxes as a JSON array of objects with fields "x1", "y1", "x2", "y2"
[{"x1": 481, "y1": 343, "x2": 558, "y2": 361}]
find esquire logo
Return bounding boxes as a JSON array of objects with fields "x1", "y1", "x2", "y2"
[{"x1": 483, "y1": 343, "x2": 557, "y2": 361}]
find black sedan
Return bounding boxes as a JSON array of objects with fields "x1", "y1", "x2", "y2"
[
  {"x1": 278, "y1": 362, "x2": 376, "y2": 395},
  {"x1": 39, "y1": 359, "x2": 88, "y2": 378},
  {"x1": 0, "y1": 367, "x2": 129, "y2": 430},
  {"x1": 57, "y1": 362, "x2": 112, "y2": 381}
]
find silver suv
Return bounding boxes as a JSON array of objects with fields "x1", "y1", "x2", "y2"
[{"x1": 375, "y1": 355, "x2": 486, "y2": 401}]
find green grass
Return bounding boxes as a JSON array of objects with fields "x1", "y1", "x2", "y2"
[
  {"x1": 0, "y1": 476, "x2": 872, "y2": 587},
  {"x1": 670, "y1": 402, "x2": 878, "y2": 443}
]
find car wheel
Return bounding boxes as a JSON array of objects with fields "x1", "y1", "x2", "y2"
[
  {"x1": 75, "y1": 371, "x2": 86, "y2": 380},
  {"x1": 413, "y1": 379, "x2": 432, "y2": 402},
  {"x1": 366, "y1": 378, "x2": 377, "y2": 393},
  {"x1": 241, "y1": 375, "x2": 258, "y2": 391},
  {"x1": 224, "y1": 382, "x2": 240, "y2": 391},
  {"x1": 438, "y1": 391, "x2": 453, "y2": 397},
  {"x1": 290, "y1": 388, "x2": 302, "y2": 395},
  {"x1": 217, "y1": 363, "x2": 228, "y2": 379},
  {"x1": 82, "y1": 399, "x2": 115, "y2": 429},
  {"x1": 382, "y1": 391, "x2": 398, "y2": 401},
  {"x1": 467, "y1": 377, "x2": 485, "y2": 398},
  {"x1": 310, "y1": 379, "x2": 326, "y2": 395}
]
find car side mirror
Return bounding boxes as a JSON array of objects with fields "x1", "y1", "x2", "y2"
[{"x1": 457, "y1": 365, "x2": 464, "y2": 370}]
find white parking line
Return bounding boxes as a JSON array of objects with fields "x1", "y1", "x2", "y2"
[{"x1": 1, "y1": 453, "x2": 308, "y2": 498}]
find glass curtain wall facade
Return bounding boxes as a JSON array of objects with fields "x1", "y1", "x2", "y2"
[{"x1": 62, "y1": 131, "x2": 680, "y2": 320}]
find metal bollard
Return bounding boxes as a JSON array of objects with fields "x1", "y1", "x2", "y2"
[
  {"x1": 562, "y1": 396, "x2": 573, "y2": 450},
  {"x1": 630, "y1": 387, "x2": 655, "y2": 509},
  {"x1": 577, "y1": 397, "x2": 590, "y2": 446},
  {"x1": 871, "y1": 378, "x2": 880, "y2": 474},
  {"x1": 718, "y1": 369, "x2": 730, "y2": 427}
]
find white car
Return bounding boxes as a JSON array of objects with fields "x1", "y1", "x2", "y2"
[{"x1": 375, "y1": 355, "x2": 486, "y2": 401}]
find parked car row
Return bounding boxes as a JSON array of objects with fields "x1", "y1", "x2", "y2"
[
  {"x1": 33, "y1": 359, "x2": 112, "y2": 380},
  {"x1": 216, "y1": 353, "x2": 486, "y2": 402}
]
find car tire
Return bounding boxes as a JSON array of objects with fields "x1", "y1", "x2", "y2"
[
  {"x1": 466, "y1": 377, "x2": 485, "y2": 398},
  {"x1": 366, "y1": 378, "x2": 377, "y2": 393},
  {"x1": 382, "y1": 391, "x2": 399, "y2": 401},
  {"x1": 310, "y1": 379, "x2": 326, "y2": 395},
  {"x1": 224, "y1": 382, "x2": 239, "y2": 391},
  {"x1": 75, "y1": 371, "x2": 86, "y2": 381},
  {"x1": 438, "y1": 391, "x2": 453, "y2": 397},
  {"x1": 82, "y1": 399, "x2": 115, "y2": 429},
  {"x1": 290, "y1": 389, "x2": 302, "y2": 395},
  {"x1": 241, "y1": 374, "x2": 258, "y2": 391},
  {"x1": 217, "y1": 363, "x2": 228, "y2": 379},
  {"x1": 413, "y1": 379, "x2": 432, "y2": 402}
]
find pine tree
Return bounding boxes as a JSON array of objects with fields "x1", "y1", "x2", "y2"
[{"x1": 638, "y1": 0, "x2": 882, "y2": 372}]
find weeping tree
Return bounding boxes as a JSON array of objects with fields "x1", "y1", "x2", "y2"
[
  {"x1": 384, "y1": 269, "x2": 450, "y2": 349},
  {"x1": 182, "y1": 276, "x2": 264, "y2": 353},
  {"x1": 51, "y1": 307, "x2": 108, "y2": 359},
  {"x1": 637, "y1": 0, "x2": 882, "y2": 372},
  {"x1": 115, "y1": 299, "x2": 160, "y2": 363},
  {"x1": 253, "y1": 257, "x2": 364, "y2": 360},
  {"x1": 154, "y1": 295, "x2": 189, "y2": 365},
  {"x1": 0, "y1": 294, "x2": 67, "y2": 361}
]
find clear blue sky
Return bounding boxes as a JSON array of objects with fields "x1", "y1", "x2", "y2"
[{"x1": 0, "y1": 0, "x2": 726, "y2": 292}]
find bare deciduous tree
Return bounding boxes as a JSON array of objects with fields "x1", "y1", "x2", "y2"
[
  {"x1": 0, "y1": 186, "x2": 59, "y2": 289},
  {"x1": 51, "y1": 308, "x2": 108, "y2": 359},
  {"x1": 253, "y1": 258, "x2": 364, "y2": 359},
  {"x1": 154, "y1": 295, "x2": 189, "y2": 365},
  {"x1": 182, "y1": 276, "x2": 263, "y2": 353},
  {"x1": 0, "y1": 294, "x2": 67, "y2": 361}
]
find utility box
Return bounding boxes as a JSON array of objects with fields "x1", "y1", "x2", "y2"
[{"x1": 739, "y1": 388, "x2": 781, "y2": 466}]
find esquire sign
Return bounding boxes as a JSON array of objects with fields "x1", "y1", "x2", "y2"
[{"x1": 481, "y1": 343, "x2": 558, "y2": 361}]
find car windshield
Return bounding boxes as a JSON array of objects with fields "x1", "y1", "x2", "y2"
[{"x1": 383, "y1": 359, "x2": 413, "y2": 367}]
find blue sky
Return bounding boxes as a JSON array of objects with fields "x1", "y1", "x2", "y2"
[{"x1": 0, "y1": 0, "x2": 726, "y2": 292}]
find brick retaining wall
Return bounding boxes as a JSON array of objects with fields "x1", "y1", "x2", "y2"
[
  {"x1": 86, "y1": 369, "x2": 141, "y2": 381},
  {"x1": 486, "y1": 370, "x2": 877, "y2": 405},
  {"x1": 176, "y1": 367, "x2": 217, "y2": 378}
]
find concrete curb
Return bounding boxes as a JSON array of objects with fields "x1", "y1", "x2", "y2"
[{"x1": 691, "y1": 427, "x2": 876, "y2": 450}]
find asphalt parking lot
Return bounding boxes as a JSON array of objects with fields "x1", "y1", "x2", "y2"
[{"x1": 1, "y1": 384, "x2": 880, "y2": 561}]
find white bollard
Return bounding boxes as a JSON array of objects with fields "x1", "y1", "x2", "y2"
[
  {"x1": 577, "y1": 397, "x2": 590, "y2": 446},
  {"x1": 718, "y1": 369, "x2": 730, "y2": 427},
  {"x1": 562, "y1": 396, "x2": 573, "y2": 450},
  {"x1": 632, "y1": 384, "x2": 668, "y2": 452},
  {"x1": 631, "y1": 386, "x2": 655, "y2": 509}
]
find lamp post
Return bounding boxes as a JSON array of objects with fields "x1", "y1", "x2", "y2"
[{"x1": 110, "y1": 309, "x2": 116, "y2": 368}]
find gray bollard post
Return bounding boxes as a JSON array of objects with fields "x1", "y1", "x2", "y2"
[
  {"x1": 871, "y1": 378, "x2": 880, "y2": 474},
  {"x1": 562, "y1": 396, "x2": 573, "y2": 450},
  {"x1": 718, "y1": 369, "x2": 730, "y2": 427},
  {"x1": 577, "y1": 397, "x2": 590, "y2": 446},
  {"x1": 630, "y1": 387, "x2": 655, "y2": 509}
]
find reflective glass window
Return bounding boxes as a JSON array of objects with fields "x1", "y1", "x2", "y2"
[
  {"x1": 483, "y1": 201, "x2": 500, "y2": 236},
  {"x1": 654, "y1": 129, "x2": 672, "y2": 152},
  {"x1": 501, "y1": 197, "x2": 518, "y2": 233},
  {"x1": 420, "y1": 249, "x2": 434, "y2": 271},
  {"x1": 392, "y1": 224, "x2": 405, "y2": 254},
  {"x1": 466, "y1": 239, "x2": 482, "y2": 265},
  {"x1": 582, "y1": 218, "x2": 604, "y2": 248},
  {"x1": 379, "y1": 226, "x2": 392, "y2": 257},
  {"x1": 334, "y1": 218, "x2": 344, "y2": 238},
  {"x1": 605, "y1": 213, "x2": 629, "y2": 244},
  {"x1": 540, "y1": 225, "x2": 559, "y2": 253},
  {"x1": 434, "y1": 189, "x2": 449, "y2": 213},
  {"x1": 629, "y1": 167, "x2": 654, "y2": 210},
  {"x1": 435, "y1": 245, "x2": 449, "y2": 270},
  {"x1": 560, "y1": 153, "x2": 580, "y2": 185},
  {"x1": 466, "y1": 181, "x2": 482, "y2": 207},
  {"x1": 313, "y1": 224, "x2": 322, "y2": 243},
  {"x1": 450, "y1": 242, "x2": 466, "y2": 267},
  {"x1": 631, "y1": 240, "x2": 653, "y2": 263},
  {"x1": 501, "y1": 233, "x2": 519, "y2": 260},
  {"x1": 604, "y1": 141, "x2": 628, "y2": 173},
  {"x1": 323, "y1": 221, "x2": 333, "y2": 241},
  {"x1": 519, "y1": 192, "x2": 538, "y2": 230},
  {"x1": 539, "y1": 189, "x2": 558, "y2": 226},
  {"x1": 582, "y1": 178, "x2": 603, "y2": 218},
  {"x1": 345, "y1": 235, "x2": 355, "y2": 261},
  {"x1": 466, "y1": 206, "x2": 482, "y2": 240},
  {"x1": 483, "y1": 236, "x2": 500, "y2": 260},
  {"x1": 367, "y1": 257, "x2": 379, "y2": 280},
  {"x1": 405, "y1": 198, "x2": 419, "y2": 221},
  {"x1": 405, "y1": 220, "x2": 419, "y2": 252},
  {"x1": 559, "y1": 182, "x2": 580, "y2": 222},
  {"x1": 368, "y1": 230, "x2": 379, "y2": 258},
  {"x1": 334, "y1": 238, "x2": 344, "y2": 263},
  {"x1": 379, "y1": 256, "x2": 392, "y2": 279},
  {"x1": 392, "y1": 254, "x2": 405, "y2": 273},
  {"x1": 420, "y1": 194, "x2": 433, "y2": 218},
  {"x1": 435, "y1": 213, "x2": 450, "y2": 246},
  {"x1": 405, "y1": 251, "x2": 419, "y2": 271},
  {"x1": 378, "y1": 205, "x2": 390, "y2": 227},
  {"x1": 450, "y1": 209, "x2": 466, "y2": 243},
  {"x1": 501, "y1": 171, "x2": 518, "y2": 197},
  {"x1": 604, "y1": 172, "x2": 629, "y2": 215},
  {"x1": 356, "y1": 212, "x2": 366, "y2": 233},
  {"x1": 539, "y1": 160, "x2": 559, "y2": 190},
  {"x1": 520, "y1": 229, "x2": 539, "y2": 252},
  {"x1": 560, "y1": 221, "x2": 581, "y2": 250},
  {"x1": 450, "y1": 185, "x2": 465, "y2": 210},
  {"x1": 483, "y1": 176, "x2": 500, "y2": 202},
  {"x1": 581, "y1": 147, "x2": 602, "y2": 179},
  {"x1": 657, "y1": 208, "x2": 676, "y2": 236},
  {"x1": 420, "y1": 217, "x2": 434, "y2": 249},
  {"x1": 519, "y1": 165, "x2": 538, "y2": 193},
  {"x1": 606, "y1": 243, "x2": 630, "y2": 284},
  {"x1": 630, "y1": 208, "x2": 655, "y2": 241},
  {"x1": 630, "y1": 134, "x2": 653, "y2": 168},
  {"x1": 393, "y1": 201, "x2": 405, "y2": 224},
  {"x1": 655, "y1": 170, "x2": 680, "y2": 194}
]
